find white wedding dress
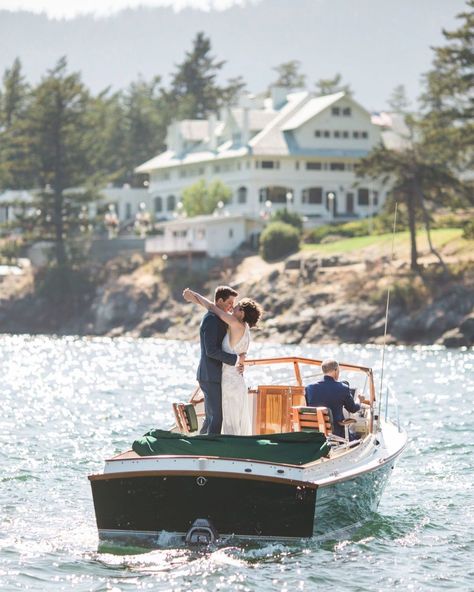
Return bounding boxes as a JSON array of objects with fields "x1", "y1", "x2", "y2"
[{"x1": 221, "y1": 323, "x2": 252, "y2": 435}]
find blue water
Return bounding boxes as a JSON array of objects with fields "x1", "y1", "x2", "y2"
[{"x1": 0, "y1": 336, "x2": 473, "y2": 591}]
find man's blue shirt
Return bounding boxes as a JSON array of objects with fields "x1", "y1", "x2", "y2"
[{"x1": 305, "y1": 375, "x2": 360, "y2": 437}]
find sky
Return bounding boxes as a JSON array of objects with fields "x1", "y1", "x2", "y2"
[
  {"x1": 0, "y1": 0, "x2": 467, "y2": 110},
  {"x1": 0, "y1": 0, "x2": 255, "y2": 18}
]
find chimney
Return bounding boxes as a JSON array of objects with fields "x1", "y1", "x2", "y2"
[
  {"x1": 168, "y1": 121, "x2": 182, "y2": 154},
  {"x1": 208, "y1": 113, "x2": 217, "y2": 151},
  {"x1": 241, "y1": 107, "x2": 250, "y2": 145},
  {"x1": 270, "y1": 86, "x2": 288, "y2": 110}
]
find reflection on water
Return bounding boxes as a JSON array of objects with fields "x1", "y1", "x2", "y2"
[{"x1": 0, "y1": 335, "x2": 473, "y2": 591}]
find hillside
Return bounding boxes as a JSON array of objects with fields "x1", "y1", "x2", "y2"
[{"x1": 1, "y1": 228, "x2": 473, "y2": 347}]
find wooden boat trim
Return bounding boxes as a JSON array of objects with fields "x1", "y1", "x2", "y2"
[
  {"x1": 88, "y1": 469, "x2": 319, "y2": 489},
  {"x1": 105, "y1": 452, "x2": 329, "y2": 469}
]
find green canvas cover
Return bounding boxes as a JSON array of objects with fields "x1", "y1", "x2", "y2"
[{"x1": 132, "y1": 429, "x2": 330, "y2": 465}]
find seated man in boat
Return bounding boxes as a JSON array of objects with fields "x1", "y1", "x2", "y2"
[{"x1": 305, "y1": 359, "x2": 363, "y2": 439}]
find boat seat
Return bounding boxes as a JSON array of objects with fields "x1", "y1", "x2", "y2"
[
  {"x1": 338, "y1": 418, "x2": 357, "y2": 441},
  {"x1": 172, "y1": 403, "x2": 199, "y2": 434},
  {"x1": 291, "y1": 406, "x2": 334, "y2": 436}
]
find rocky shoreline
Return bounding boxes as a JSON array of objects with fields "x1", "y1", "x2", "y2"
[{"x1": 1, "y1": 249, "x2": 473, "y2": 348}]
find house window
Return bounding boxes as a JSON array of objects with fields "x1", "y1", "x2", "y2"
[
  {"x1": 358, "y1": 188, "x2": 369, "y2": 205},
  {"x1": 261, "y1": 160, "x2": 275, "y2": 169},
  {"x1": 154, "y1": 196, "x2": 163, "y2": 213},
  {"x1": 302, "y1": 187, "x2": 323, "y2": 204},
  {"x1": 213, "y1": 165, "x2": 221, "y2": 173},
  {"x1": 330, "y1": 162, "x2": 345, "y2": 171},
  {"x1": 323, "y1": 130, "x2": 330, "y2": 138},
  {"x1": 259, "y1": 186, "x2": 289, "y2": 204},
  {"x1": 343, "y1": 107, "x2": 351, "y2": 116},
  {"x1": 196, "y1": 228, "x2": 206, "y2": 240},
  {"x1": 167, "y1": 195, "x2": 176, "y2": 211},
  {"x1": 229, "y1": 228, "x2": 234, "y2": 238},
  {"x1": 361, "y1": 131, "x2": 368, "y2": 139},
  {"x1": 343, "y1": 131, "x2": 349, "y2": 138},
  {"x1": 373, "y1": 191, "x2": 379, "y2": 206},
  {"x1": 314, "y1": 130, "x2": 321, "y2": 137},
  {"x1": 237, "y1": 186, "x2": 247, "y2": 204},
  {"x1": 295, "y1": 161, "x2": 300, "y2": 170},
  {"x1": 353, "y1": 131, "x2": 360, "y2": 138},
  {"x1": 334, "y1": 131, "x2": 340, "y2": 138},
  {"x1": 306, "y1": 162, "x2": 322, "y2": 170},
  {"x1": 332, "y1": 107, "x2": 340, "y2": 116},
  {"x1": 125, "y1": 203, "x2": 132, "y2": 219}
]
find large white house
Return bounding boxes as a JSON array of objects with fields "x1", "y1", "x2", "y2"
[{"x1": 136, "y1": 88, "x2": 386, "y2": 227}]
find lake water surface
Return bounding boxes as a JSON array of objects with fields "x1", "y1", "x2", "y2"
[{"x1": 0, "y1": 336, "x2": 473, "y2": 591}]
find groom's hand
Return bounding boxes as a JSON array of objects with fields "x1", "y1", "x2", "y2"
[{"x1": 237, "y1": 352, "x2": 246, "y2": 374}]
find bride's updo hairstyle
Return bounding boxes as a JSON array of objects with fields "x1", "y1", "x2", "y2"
[{"x1": 239, "y1": 298, "x2": 263, "y2": 328}]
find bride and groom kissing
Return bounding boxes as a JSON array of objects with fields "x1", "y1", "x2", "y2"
[{"x1": 182, "y1": 285, "x2": 262, "y2": 436}]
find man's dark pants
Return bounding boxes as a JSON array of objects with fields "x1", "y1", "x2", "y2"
[{"x1": 199, "y1": 380, "x2": 222, "y2": 435}]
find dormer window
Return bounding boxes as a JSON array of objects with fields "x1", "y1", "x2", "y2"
[
  {"x1": 343, "y1": 107, "x2": 351, "y2": 116},
  {"x1": 332, "y1": 107, "x2": 340, "y2": 116}
]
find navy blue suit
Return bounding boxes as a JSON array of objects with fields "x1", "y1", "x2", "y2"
[
  {"x1": 197, "y1": 311, "x2": 237, "y2": 434},
  {"x1": 305, "y1": 376, "x2": 360, "y2": 437}
]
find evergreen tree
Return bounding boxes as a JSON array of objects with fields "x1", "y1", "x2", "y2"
[
  {"x1": 357, "y1": 2, "x2": 473, "y2": 274},
  {"x1": 16, "y1": 57, "x2": 98, "y2": 271},
  {"x1": 420, "y1": 1, "x2": 474, "y2": 170},
  {"x1": 0, "y1": 58, "x2": 35, "y2": 190},
  {"x1": 166, "y1": 32, "x2": 245, "y2": 119},
  {"x1": 271, "y1": 60, "x2": 306, "y2": 89},
  {"x1": 388, "y1": 84, "x2": 411, "y2": 113},
  {"x1": 315, "y1": 73, "x2": 352, "y2": 96},
  {"x1": 122, "y1": 76, "x2": 168, "y2": 180}
]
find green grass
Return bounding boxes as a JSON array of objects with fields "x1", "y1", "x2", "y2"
[{"x1": 302, "y1": 227, "x2": 465, "y2": 255}]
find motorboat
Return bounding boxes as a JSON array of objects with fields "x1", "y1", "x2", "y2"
[{"x1": 88, "y1": 356, "x2": 407, "y2": 546}]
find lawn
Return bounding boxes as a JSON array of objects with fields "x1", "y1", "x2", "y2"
[{"x1": 302, "y1": 227, "x2": 466, "y2": 256}]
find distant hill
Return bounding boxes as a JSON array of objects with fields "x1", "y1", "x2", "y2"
[{"x1": 0, "y1": 0, "x2": 467, "y2": 109}]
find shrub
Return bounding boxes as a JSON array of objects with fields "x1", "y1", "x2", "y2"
[
  {"x1": 271, "y1": 208, "x2": 303, "y2": 232},
  {"x1": 462, "y1": 219, "x2": 474, "y2": 240},
  {"x1": 259, "y1": 222, "x2": 300, "y2": 261}
]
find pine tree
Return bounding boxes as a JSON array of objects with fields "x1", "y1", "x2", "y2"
[
  {"x1": 420, "y1": 1, "x2": 474, "y2": 170},
  {"x1": 271, "y1": 60, "x2": 306, "y2": 89},
  {"x1": 17, "y1": 57, "x2": 98, "y2": 271},
  {"x1": 0, "y1": 58, "x2": 35, "y2": 190},
  {"x1": 166, "y1": 32, "x2": 244, "y2": 119},
  {"x1": 315, "y1": 73, "x2": 352, "y2": 96}
]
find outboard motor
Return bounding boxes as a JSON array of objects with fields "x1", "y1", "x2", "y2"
[{"x1": 185, "y1": 519, "x2": 218, "y2": 545}]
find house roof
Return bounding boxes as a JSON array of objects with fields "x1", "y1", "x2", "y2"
[
  {"x1": 179, "y1": 120, "x2": 212, "y2": 142},
  {"x1": 281, "y1": 92, "x2": 345, "y2": 131},
  {"x1": 248, "y1": 91, "x2": 310, "y2": 155},
  {"x1": 135, "y1": 90, "x2": 377, "y2": 171},
  {"x1": 230, "y1": 108, "x2": 276, "y2": 131}
]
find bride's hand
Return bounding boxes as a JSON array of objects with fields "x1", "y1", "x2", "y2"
[{"x1": 182, "y1": 288, "x2": 194, "y2": 303}]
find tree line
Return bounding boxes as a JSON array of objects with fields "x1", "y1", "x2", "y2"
[{"x1": 0, "y1": 1, "x2": 473, "y2": 283}]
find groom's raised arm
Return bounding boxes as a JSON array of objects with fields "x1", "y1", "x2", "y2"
[{"x1": 202, "y1": 315, "x2": 238, "y2": 366}]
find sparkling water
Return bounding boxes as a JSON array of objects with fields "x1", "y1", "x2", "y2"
[{"x1": 0, "y1": 336, "x2": 472, "y2": 591}]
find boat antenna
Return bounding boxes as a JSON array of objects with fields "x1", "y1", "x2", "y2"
[{"x1": 377, "y1": 202, "x2": 398, "y2": 429}]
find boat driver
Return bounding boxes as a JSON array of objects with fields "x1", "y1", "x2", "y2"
[{"x1": 305, "y1": 359, "x2": 365, "y2": 438}]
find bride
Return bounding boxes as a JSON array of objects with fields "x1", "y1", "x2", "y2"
[{"x1": 183, "y1": 288, "x2": 262, "y2": 435}]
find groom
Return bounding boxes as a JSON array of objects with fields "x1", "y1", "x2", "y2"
[{"x1": 197, "y1": 285, "x2": 245, "y2": 435}]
